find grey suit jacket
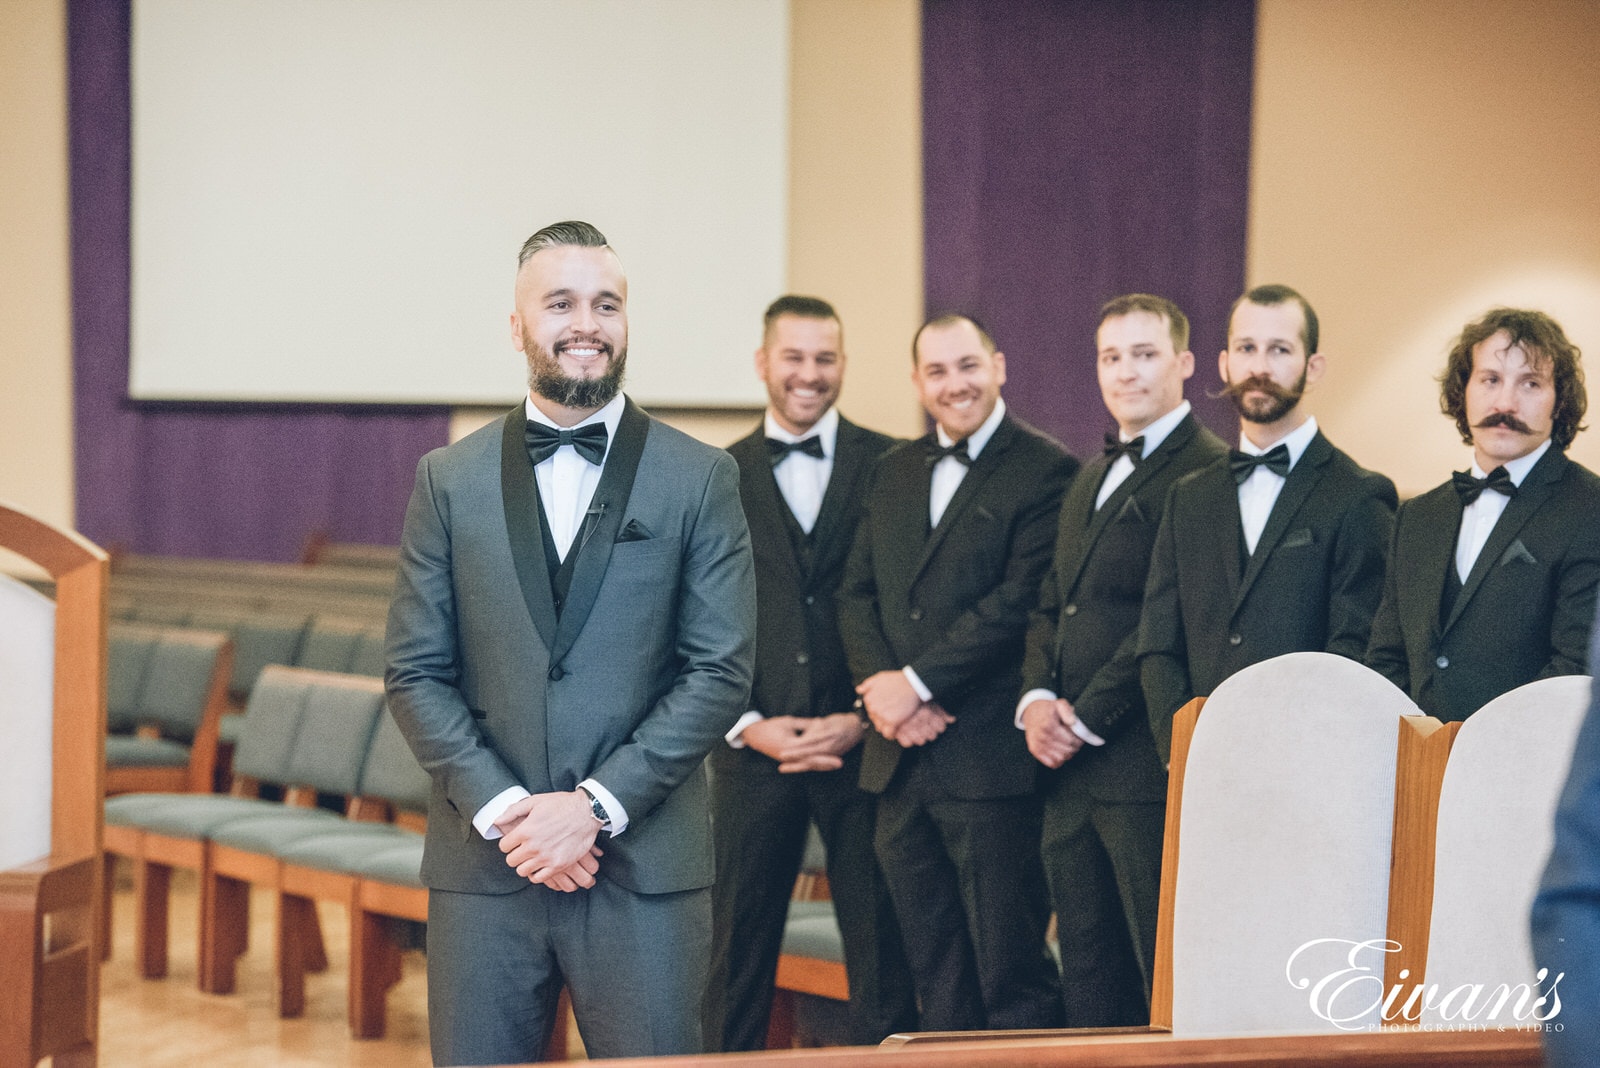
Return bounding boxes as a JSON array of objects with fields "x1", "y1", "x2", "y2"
[{"x1": 385, "y1": 398, "x2": 756, "y2": 896}]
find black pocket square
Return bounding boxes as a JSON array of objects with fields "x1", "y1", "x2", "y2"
[
  {"x1": 616, "y1": 519, "x2": 652, "y2": 543},
  {"x1": 1281, "y1": 528, "x2": 1314, "y2": 549},
  {"x1": 1499, "y1": 539, "x2": 1537, "y2": 567},
  {"x1": 1115, "y1": 497, "x2": 1147, "y2": 523}
]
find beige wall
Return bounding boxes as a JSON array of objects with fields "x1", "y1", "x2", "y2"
[
  {"x1": 0, "y1": 0, "x2": 74, "y2": 528},
  {"x1": 1251, "y1": 0, "x2": 1600, "y2": 496}
]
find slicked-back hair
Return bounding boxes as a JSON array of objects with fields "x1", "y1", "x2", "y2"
[
  {"x1": 763, "y1": 295, "x2": 841, "y2": 344},
  {"x1": 912, "y1": 312, "x2": 997, "y2": 365},
  {"x1": 518, "y1": 220, "x2": 610, "y2": 267},
  {"x1": 1439, "y1": 307, "x2": 1588, "y2": 449},
  {"x1": 1099, "y1": 294, "x2": 1190, "y2": 352},
  {"x1": 1230, "y1": 283, "x2": 1319, "y2": 355}
]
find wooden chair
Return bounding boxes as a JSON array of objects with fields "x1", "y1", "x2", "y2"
[
  {"x1": 0, "y1": 501, "x2": 109, "y2": 1068},
  {"x1": 104, "y1": 624, "x2": 233, "y2": 795}
]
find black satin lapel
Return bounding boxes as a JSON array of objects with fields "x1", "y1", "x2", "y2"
[
  {"x1": 916, "y1": 419, "x2": 1013, "y2": 583},
  {"x1": 1058, "y1": 455, "x2": 1111, "y2": 593},
  {"x1": 1448, "y1": 450, "x2": 1565, "y2": 633},
  {"x1": 808, "y1": 420, "x2": 865, "y2": 567},
  {"x1": 551, "y1": 399, "x2": 651, "y2": 664},
  {"x1": 741, "y1": 431, "x2": 804, "y2": 586},
  {"x1": 499, "y1": 408, "x2": 557, "y2": 652},
  {"x1": 1411, "y1": 491, "x2": 1463, "y2": 637},
  {"x1": 1235, "y1": 432, "x2": 1331, "y2": 611}
]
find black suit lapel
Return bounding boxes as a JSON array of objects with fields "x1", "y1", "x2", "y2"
[
  {"x1": 1235, "y1": 431, "x2": 1332, "y2": 612},
  {"x1": 551, "y1": 398, "x2": 651, "y2": 665},
  {"x1": 1401, "y1": 487, "x2": 1462, "y2": 640},
  {"x1": 915, "y1": 417, "x2": 1016, "y2": 584},
  {"x1": 808, "y1": 418, "x2": 869, "y2": 572},
  {"x1": 1447, "y1": 448, "x2": 1567, "y2": 634},
  {"x1": 500, "y1": 408, "x2": 558, "y2": 652},
  {"x1": 1054, "y1": 454, "x2": 1109, "y2": 596},
  {"x1": 735, "y1": 427, "x2": 805, "y2": 587}
]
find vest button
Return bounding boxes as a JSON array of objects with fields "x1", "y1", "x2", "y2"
[
  {"x1": 1064, "y1": 604, "x2": 1078, "y2": 617},
  {"x1": 1436, "y1": 656, "x2": 1450, "y2": 670},
  {"x1": 548, "y1": 665, "x2": 566, "y2": 681},
  {"x1": 795, "y1": 652, "x2": 809, "y2": 665},
  {"x1": 805, "y1": 595, "x2": 815, "y2": 606},
  {"x1": 909, "y1": 607, "x2": 923, "y2": 621},
  {"x1": 1228, "y1": 633, "x2": 1243, "y2": 646}
]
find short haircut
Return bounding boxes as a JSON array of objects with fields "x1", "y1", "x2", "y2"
[
  {"x1": 1099, "y1": 293, "x2": 1190, "y2": 352},
  {"x1": 1439, "y1": 307, "x2": 1588, "y2": 449},
  {"x1": 912, "y1": 312, "x2": 996, "y2": 365},
  {"x1": 517, "y1": 220, "x2": 609, "y2": 267},
  {"x1": 1230, "y1": 283, "x2": 1319, "y2": 355},
  {"x1": 762, "y1": 295, "x2": 840, "y2": 343}
]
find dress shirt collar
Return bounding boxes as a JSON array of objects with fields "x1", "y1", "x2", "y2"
[
  {"x1": 1470, "y1": 437, "x2": 1551, "y2": 484},
  {"x1": 525, "y1": 392, "x2": 626, "y2": 461},
  {"x1": 764, "y1": 405, "x2": 840, "y2": 456},
  {"x1": 935, "y1": 397, "x2": 1007, "y2": 460},
  {"x1": 1238, "y1": 414, "x2": 1318, "y2": 472},
  {"x1": 1123, "y1": 400, "x2": 1191, "y2": 458}
]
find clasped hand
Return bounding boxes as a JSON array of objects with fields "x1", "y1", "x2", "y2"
[
  {"x1": 857, "y1": 670, "x2": 954, "y2": 747},
  {"x1": 1021, "y1": 697, "x2": 1085, "y2": 768},
  {"x1": 494, "y1": 790, "x2": 604, "y2": 892},
  {"x1": 743, "y1": 712, "x2": 866, "y2": 772}
]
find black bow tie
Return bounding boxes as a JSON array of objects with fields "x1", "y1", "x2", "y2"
[
  {"x1": 766, "y1": 435, "x2": 826, "y2": 466},
  {"x1": 1103, "y1": 433, "x2": 1145, "y2": 466},
  {"x1": 1229, "y1": 444, "x2": 1291, "y2": 485},
  {"x1": 1453, "y1": 466, "x2": 1517, "y2": 506},
  {"x1": 526, "y1": 420, "x2": 609, "y2": 466},
  {"x1": 926, "y1": 438, "x2": 973, "y2": 468}
]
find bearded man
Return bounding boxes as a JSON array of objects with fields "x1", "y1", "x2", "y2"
[
  {"x1": 385, "y1": 220, "x2": 756, "y2": 1065},
  {"x1": 1136, "y1": 284, "x2": 1397, "y2": 764}
]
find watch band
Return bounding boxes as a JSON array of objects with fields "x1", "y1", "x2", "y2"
[{"x1": 577, "y1": 785, "x2": 609, "y2": 826}]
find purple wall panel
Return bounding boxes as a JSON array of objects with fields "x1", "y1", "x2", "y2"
[
  {"x1": 67, "y1": 0, "x2": 449, "y2": 561},
  {"x1": 924, "y1": 0, "x2": 1256, "y2": 456}
]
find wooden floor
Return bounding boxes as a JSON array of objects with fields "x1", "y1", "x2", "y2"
[{"x1": 99, "y1": 860, "x2": 437, "y2": 1067}]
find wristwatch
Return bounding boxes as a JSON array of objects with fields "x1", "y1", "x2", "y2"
[{"x1": 577, "y1": 785, "x2": 609, "y2": 827}]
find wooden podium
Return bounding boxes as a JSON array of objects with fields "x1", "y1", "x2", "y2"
[{"x1": 0, "y1": 502, "x2": 109, "y2": 1068}]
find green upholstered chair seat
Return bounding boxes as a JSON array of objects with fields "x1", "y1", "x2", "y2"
[
  {"x1": 104, "y1": 794, "x2": 338, "y2": 838},
  {"x1": 105, "y1": 736, "x2": 190, "y2": 768},
  {"x1": 780, "y1": 908, "x2": 845, "y2": 964},
  {"x1": 277, "y1": 829, "x2": 422, "y2": 877},
  {"x1": 218, "y1": 713, "x2": 245, "y2": 746},
  {"x1": 209, "y1": 813, "x2": 406, "y2": 855}
]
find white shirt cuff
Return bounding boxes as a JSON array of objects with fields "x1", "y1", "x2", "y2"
[
  {"x1": 902, "y1": 666, "x2": 933, "y2": 703},
  {"x1": 473, "y1": 785, "x2": 531, "y2": 840},
  {"x1": 1069, "y1": 716, "x2": 1106, "y2": 747},
  {"x1": 1016, "y1": 688, "x2": 1059, "y2": 729},
  {"x1": 579, "y1": 778, "x2": 629, "y2": 836},
  {"x1": 726, "y1": 710, "x2": 764, "y2": 748}
]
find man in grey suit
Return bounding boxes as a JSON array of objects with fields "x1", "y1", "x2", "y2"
[{"x1": 386, "y1": 220, "x2": 756, "y2": 1065}]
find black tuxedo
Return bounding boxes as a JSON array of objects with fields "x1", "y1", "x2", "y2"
[
  {"x1": 838, "y1": 411, "x2": 1075, "y2": 1030},
  {"x1": 1020, "y1": 412, "x2": 1226, "y2": 1026},
  {"x1": 706, "y1": 416, "x2": 915, "y2": 1050},
  {"x1": 1366, "y1": 447, "x2": 1600, "y2": 722},
  {"x1": 1138, "y1": 428, "x2": 1397, "y2": 765}
]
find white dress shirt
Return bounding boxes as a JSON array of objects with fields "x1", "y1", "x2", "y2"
[
  {"x1": 1236, "y1": 416, "x2": 1320, "y2": 555},
  {"x1": 726, "y1": 408, "x2": 841, "y2": 747},
  {"x1": 905, "y1": 399, "x2": 1008, "y2": 703},
  {"x1": 1455, "y1": 438, "x2": 1549, "y2": 581},
  {"x1": 1015, "y1": 401, "x2": 1194, "y2": 745},
  {"x1": 473, "y1": 393, "x2": 631, "y2": 840}
]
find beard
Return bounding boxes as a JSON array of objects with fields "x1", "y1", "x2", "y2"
[
  {"x1": 1224, "y1": 367, "x2": 1307, "y2": 424},
  {"x1": 525, "y1": 334, "x2": 627, "y2": 410}
]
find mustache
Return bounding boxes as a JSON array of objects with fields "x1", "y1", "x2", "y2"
[
  {"x1": 1476, "y1": 412, "x2": 1534, "y2": 434},
  {"x1": 1214, "y1": 374, "x2": 1297, "y2": 403}
]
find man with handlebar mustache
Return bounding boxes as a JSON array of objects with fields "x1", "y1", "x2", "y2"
[{"x1": 1136, "y1": 284, "x2": 1397, "y2": 766}]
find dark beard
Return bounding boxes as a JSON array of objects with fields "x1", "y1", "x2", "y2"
[
  {"x1": 527, "y1": 342, "x2": 627, "y2": 410},
  {"x1": 1224, "y1": 368, "x2": 1306, "y2": 424}
]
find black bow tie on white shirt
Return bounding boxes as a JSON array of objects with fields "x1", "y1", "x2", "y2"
[
  {"x1": 1228, "y1": 444, "x2": 1291, "y2": 485},
  {"x1": 925, "y1": 438, "x2": 973, "y2": 467},
  {"x1": 765, "y1": 435, "x2": 826, "y2": 466},
  {"x1": 1103, "y1": 433, "x2": 1145, "y2": 466},
  {"x1": 1452, "y1": 466, "x2": 1517, "y2": 506},
  {"x1": 526, "y1": 420, "x2": 608, "y2": 466}
]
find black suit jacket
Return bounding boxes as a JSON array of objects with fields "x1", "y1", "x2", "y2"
[
  {"x1": 838, "y1": 413, "x2": 1076, "y2": 799},
  {"x1": 727, "y1": 417, "x2": 897, "y2": 724},
  {"x1": 1138, "y1": 429, "x2": 1397, "y2": 764},
  {"x1": 1021, "y1": 412, "x2": 1228, "y2": 802},
  {"x1": 1366, "y1": 447, "x2": 1600, "y2": 722}
]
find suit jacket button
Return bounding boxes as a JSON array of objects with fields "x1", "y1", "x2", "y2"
[
  {"x1": 1064, "y1": 604, "x2": 1078, "y2": 617},
  {"x1": 795, "y1": 652, "x2": 809, "y2": 665},
  {"x1": 805, "y1": 595, "x2": 815, "y2": 606},
  {"x1": 1436, "y1": 656, "x2": 1449, "y2": 670},
  {"x1": 1228, "y1": 633, "x2": 1242, "y2": 646},
  {"x1": 548, "y1": 665, "x2": 566, "y2": 681},
  {"x1": 909, "y1": 607, "x2": 923, "y2": 620}
]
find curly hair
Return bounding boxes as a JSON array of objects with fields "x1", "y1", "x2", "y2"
[{"x1": 1439, "y1": 308, "x2": 1587, "y2": 449}]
